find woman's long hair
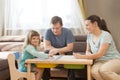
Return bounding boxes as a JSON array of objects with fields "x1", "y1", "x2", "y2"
[{"x1": 86, "y1": 15, "x2": 110, "y2": 33}]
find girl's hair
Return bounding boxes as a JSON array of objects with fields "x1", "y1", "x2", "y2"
[
  {"x1": 23, "y1": 30, "x2": 41, "y2": 49},
  {"x1": 86, "y1": 15, "x2": 110, "y2": 33}
]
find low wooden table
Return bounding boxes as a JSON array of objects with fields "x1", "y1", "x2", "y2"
[{"x1": 25, "y1": 55, "x2": 93, "y2": 80}]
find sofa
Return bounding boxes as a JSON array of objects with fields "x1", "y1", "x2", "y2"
[
  {"x1": 0, "y1": 59, "x2": 10, "y2": 80},
  {"x1": 0, "y1": 35, "x2": 87, "y2": 80},
  {"x1": 0, "y1": 36, "x2": 24, "y2": 80}
]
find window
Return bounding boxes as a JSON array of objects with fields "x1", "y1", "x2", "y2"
[{"x1": 4, "y1": 0, "x2": 86, "y2": 35}]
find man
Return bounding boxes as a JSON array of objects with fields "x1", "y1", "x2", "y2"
[{"x1": 42, "y1": 16, "x2": 75, "y2": 80}]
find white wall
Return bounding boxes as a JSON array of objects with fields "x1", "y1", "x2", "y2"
[
  {"x1": 85, "y1": 0, "x2": 120, "y2": 52},
  {"x1": 0, "y1": 0, "x2": 4, "y2": 35}
]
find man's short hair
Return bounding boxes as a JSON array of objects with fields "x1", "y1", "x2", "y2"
[{"x1": 51, "y1": 16, "x2": 63, "y2": 26}]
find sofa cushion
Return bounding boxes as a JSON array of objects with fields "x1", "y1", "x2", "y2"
[
  {"x1": 74, "y1": 35, "x2": 87, "y2": 42},
  {"x1": 73, "y1": 42, "x2": 86, "y2": 52},
  {"x1": 0, "y1": 68, "x2": 10, "y2": 80},
  {"x1": 0, "y1": 59, "x2": 9, "y2": 71},
  {"x1": 73, "y1": 35, "x2": 87, "y2": 53},
  {"x1": 1, "y1": 43, "x2": 23, "y2": 52},
  {"x1": 0, "y1": 36, "x2": 25, "y2": 42}
]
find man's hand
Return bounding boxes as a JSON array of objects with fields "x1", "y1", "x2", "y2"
[
  {"x1": 48, "y1": 53, "x2": 54, "y2": 57},
  {"x1": 49, "y1": 48, "x2": 59, "y2": 55}
]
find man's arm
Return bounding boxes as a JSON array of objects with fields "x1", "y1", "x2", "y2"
[
  {"x1": 58, "y1": 42, "x2": 73, "y2": 53},
  {"x1": 44, "y1": 39, "x2": 55, "y2": 50},
  {"x1": 44, "y1": 39, "x2": 73, "y2": 55}
]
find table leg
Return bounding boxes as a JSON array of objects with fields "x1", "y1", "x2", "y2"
[
  {"x1": 27, "y1": 63, "x2": 31, "y2": 80},
  {"x1": 87, "y1": 64, "x2": 92, "y2": 80}
]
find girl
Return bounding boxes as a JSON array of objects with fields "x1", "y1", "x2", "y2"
[
  {"x1": 73, "y1": 15, "x2": 120, "y2": 80},
  {"x1": 19, "y1": 30, "x2": 52, "y2": 80}
]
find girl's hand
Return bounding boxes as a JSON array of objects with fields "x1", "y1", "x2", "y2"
[{"x1": 24, "y1": 63, "x2": 28, "y2": 67}]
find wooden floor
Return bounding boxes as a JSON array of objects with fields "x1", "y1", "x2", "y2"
[
  {"x1": 50, "y1": 78, "x2": 86, "y2": 80},
  {"x1": 50, "y1": 79, "x2": 67, "y2": 80},
  {"x1": 50, "y1": 79, "x2": 85, "y2": 80}
]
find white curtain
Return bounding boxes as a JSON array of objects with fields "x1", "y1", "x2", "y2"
[{"x1": 4, "y1": 0, "x2": 86, "y2": 36}]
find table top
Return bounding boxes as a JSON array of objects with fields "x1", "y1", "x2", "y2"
[{"x1": 25, "y1": 55, "x2": 93, "y2": 65}]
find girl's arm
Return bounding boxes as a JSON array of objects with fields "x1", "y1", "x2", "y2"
[{"x1": 26, "y1": 45, "x2": 49, "y2": 58}]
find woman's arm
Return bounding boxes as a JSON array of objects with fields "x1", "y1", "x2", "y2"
[
  {"x1": 86, "y1": 43, "x2": 92, "y2": 55},
  {"x1": 73, "y1": 43, "x2": 110, "y2": 59}
]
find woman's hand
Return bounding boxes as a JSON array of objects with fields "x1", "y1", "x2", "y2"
[
  {"x1": 73, "y1": 52, "x2": 82, "y2": 59},
  {"x1": 86, "y1": 51, "x2": 92, "y2": 55}
]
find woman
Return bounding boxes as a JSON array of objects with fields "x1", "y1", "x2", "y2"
[{"x1": 73, "y1": 15, "x2": 120, "y2": 80}]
